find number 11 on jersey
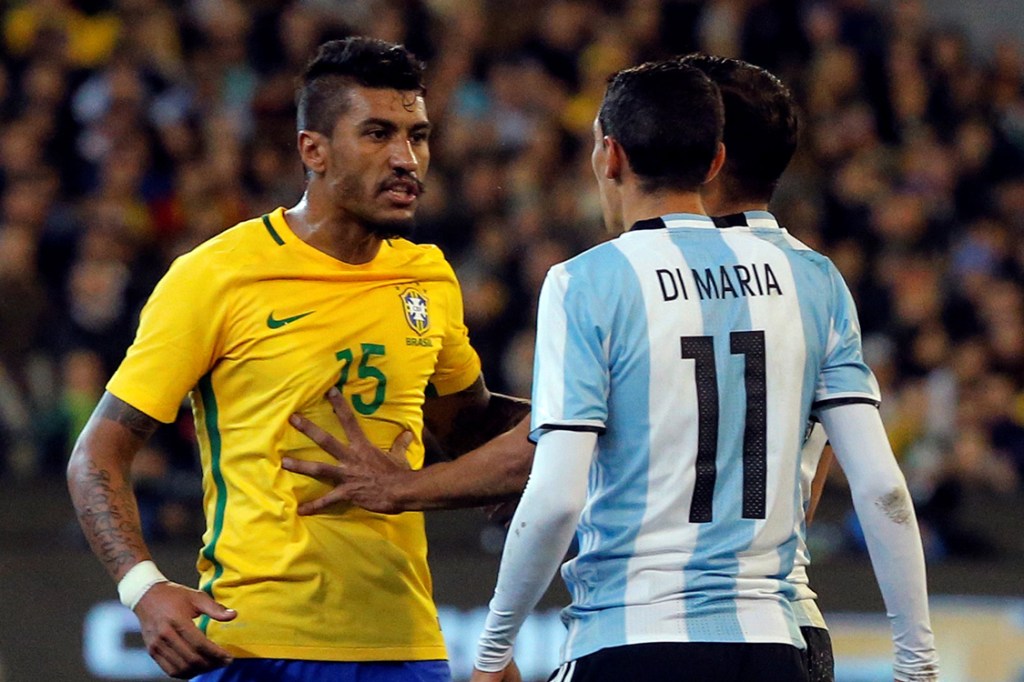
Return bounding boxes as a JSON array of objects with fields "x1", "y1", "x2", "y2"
[{"x1": 681, "y1": 330, "x2": 766, "y2": 523}]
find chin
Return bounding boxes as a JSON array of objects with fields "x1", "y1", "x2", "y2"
[{"x1": 365, "y1": 216, "x2": 417, "y2": 240}]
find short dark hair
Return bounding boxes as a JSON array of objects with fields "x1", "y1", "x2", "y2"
[
  {"x1": 296, "y1": 37, "x2": 426, "y2": 134},
  {"x1": 598, "y1": 60, "x2": 723, "y2": 192},
  {"x1": 679, "y1": 54, "x2": 799, "y2": 203}
]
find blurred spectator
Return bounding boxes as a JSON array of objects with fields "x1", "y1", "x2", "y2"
[{"x1": 1, "y1": 0, "x2": 1022, "y2": 559}]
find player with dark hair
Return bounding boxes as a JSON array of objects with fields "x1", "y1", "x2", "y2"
[
  {"x1": 596, "y1": 59, "x2": 724, "y2": 193},
  {"x1": 680, "y1": 52, "x2": 835, "y2": 682},
  {"x1": 680, "y1": 54, "x2": 800, "y2": 207},
  {"x1": 471, "y1": 57, "x2": 939, "y2": 682},
  {"x1": 67, "y1": 36, "x2": 529, "y2": 682}
]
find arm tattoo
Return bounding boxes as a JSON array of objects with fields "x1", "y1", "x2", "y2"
[
  {"x1": 96, "y1": 393, "x2": 160, "y2": 440},
  {"x1": 72, "y1": 458, "x2": 149, "y2": 575},
  {"x1": 68, "y1": 391, "x2": 158, "y2": 578}
]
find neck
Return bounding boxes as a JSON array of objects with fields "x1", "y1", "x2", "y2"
[
  {"x1": 284, "y1": 184, "x2": 382, "y2": 264},
  {"x1": 701, "y1": 177, "x2": 771, "y2": 217},
  {"x1": 711, "y1": 198, "x2": 770, "y2": 216},
  {"x1": 621, "y1": 185, "x2": 708, "y2": 231}
]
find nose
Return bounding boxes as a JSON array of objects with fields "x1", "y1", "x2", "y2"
[{"x1": 390, "y1": 139, "x2": 418, "y2": 173}]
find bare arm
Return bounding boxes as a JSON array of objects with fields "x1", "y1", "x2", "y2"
[
  {"x1": 284, "y1": 386, "x2": 534, "y2": 513},
  {"x1": 390, "y1": 416, "x2": 533, "y2": 510},
  {"x1": 67, "y1": 391, "x2": 235, "y2": 679},
  {"x1": 423, "y1": 375, "x2": 531, "y2": 457},
  {"x1": 806, "y1": 444, "x2": 833, "y2": 525},
  {"x1": 67, "y1": 392, "x2": 158, "y2": 581}
]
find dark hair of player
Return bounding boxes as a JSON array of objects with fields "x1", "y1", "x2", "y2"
[
  {"x1": 597, "y1": 60, "x2": 724, "y2": 193},
  {"x1": 679, "y1": 54, "x2": 799, "y2": 203},
  {"x1": 296, "y1": 36, "x2": 426, "y2": 134}
]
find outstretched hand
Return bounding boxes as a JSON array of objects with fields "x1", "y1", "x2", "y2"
[{"x1": 283, "y1": 387, "x2": 414, "y2": 514}]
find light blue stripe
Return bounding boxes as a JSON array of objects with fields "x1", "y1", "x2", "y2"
[
  {"x1": 748, "y1": 225, "x2": 835, "y2": 643},
  {"x1": 817, "y1": 265, "x2": 878, "y2": 400},
  {"x1": 557, "y1": 244, "x2": 652, "y2": 656}
]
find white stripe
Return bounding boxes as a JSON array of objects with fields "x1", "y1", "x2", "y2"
[
  {"x1": 613, "y1": 231, "x2": 704, "y2": 643},
  {"x1": 814, "y1": 391, "x2": 880, "y2": 404},
  {"x1": 662, "y1": 217, "x2": 716, "y2": 229},
  {"x1": 780, "y1": 229, "x2": 812, "y2": 251},
  {"x1": 550, "y1": 662, "x2": 567, "y2": 682},
  {"x1": 535, "y1": 419, "x2": 606, "y2": 432},
  {"x1": 564, "y1": 660, "x2": 577, "y2": 681},
  {"x1": 720, "y1": 230, "x2": 807, "y2": 642},
  {"x1": 746, "y1": 217, "x2": 779, "y2": 229}
]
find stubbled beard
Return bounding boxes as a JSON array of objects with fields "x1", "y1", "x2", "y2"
[
  {"x1": 336, "y1": 172, "x2": 422, "y2": 239},
  {"x1": 364, "y1": 216, "x2": 416, "y2": 239}
]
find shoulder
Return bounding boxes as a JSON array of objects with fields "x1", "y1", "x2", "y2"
[
  {"x1": 762, "y1": 228, "x2": 840, "y2": 279},
  {"x1": 162, "y1": 215, "x2": 268, "y2": 285},
  {"x1": 388, "y1": 238, "x2": 448, "y2": 261},
  {"x1": 186, "y1": 215, "x2": 269, "y2": 260},
  {"x1": 539, "y1": 239, "x2": 639, "y2": 306},
  {"x1": 174, "y1": 215, "x2": 265, "y2": 260},
  {"x1": 387, "y1": 239, "x2": 460, "y2": 282},
  {"x1": 558, "y1": 238, "x2": 630, "y2": 276}
]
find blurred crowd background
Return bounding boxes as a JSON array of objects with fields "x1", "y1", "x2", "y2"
[{"x1": 1, "y1": 0, "x2": 1023, "y2": 563}]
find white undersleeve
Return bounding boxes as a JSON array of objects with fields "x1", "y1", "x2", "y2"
[
  {"x1": 474, "y1": 429, "x2": 597, "y2": 672},
  {"x1": 819, "y1": 403, "x2": 939, "y2": 681}
]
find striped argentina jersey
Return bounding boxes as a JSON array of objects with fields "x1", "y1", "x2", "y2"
[{"x1": 530, "y1": 211, "x2": 879, "y2": 663}]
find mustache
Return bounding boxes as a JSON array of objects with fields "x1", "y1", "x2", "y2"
[{"x1": 379, "y1": 174, "x2": 426, "y2": 195}]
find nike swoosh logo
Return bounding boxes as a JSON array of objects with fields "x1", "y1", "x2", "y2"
[{"x1": 267, "y1": 311, "x2": 315, "y2": 329}]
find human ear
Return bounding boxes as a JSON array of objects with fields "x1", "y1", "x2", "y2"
[
  {"x1": 297, "y1": 130, "x2": 329, "y2": 175},
  {"x1": 604, "y1": 136, "x2": 624, "y2": 181},
  {"x1": 703, "y1": 142, "x2": 726, "y2": 184}
]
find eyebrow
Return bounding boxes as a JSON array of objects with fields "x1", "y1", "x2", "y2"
[{"x1": 359, "y1": 118, "x2": 432, "y2": 134}]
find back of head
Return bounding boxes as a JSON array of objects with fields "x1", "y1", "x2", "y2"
[
  {"x1": 296, "y1": 36, "x2": 426, "y2": 134},
  {"x1": 680, "y1": 54, "x2": 799, "y2": 204},
  {"x1": 598, "y1": 60, "x2": 724, "y2": 193}
]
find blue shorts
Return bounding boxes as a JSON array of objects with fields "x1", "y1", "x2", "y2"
[{"x1": 194, "y1": 659, "x2": 451, "y2": 682}]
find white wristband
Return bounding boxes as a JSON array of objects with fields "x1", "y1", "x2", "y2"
[{"x1": 117, "y1": 561, "x2": 169, "y2": 610}]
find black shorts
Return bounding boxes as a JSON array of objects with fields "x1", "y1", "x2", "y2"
[
  {"x1": 799, "y1": 627, "x2": 835, "y2": 682},
  {"x1": 546, "y1": 641, "x2": 809, "y2": 682}
]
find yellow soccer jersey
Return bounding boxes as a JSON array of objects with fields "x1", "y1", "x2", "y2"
[{"x1": 107, "y1": 207, "x2": 481, "y2": 661}]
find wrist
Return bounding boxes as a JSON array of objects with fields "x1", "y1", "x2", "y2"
[
  {"x1": 117, "y1": 560, "x2": 168, "y2": 610},
  {"x1": 389, "y1": 468, "x2": 419, "y2": 512}
]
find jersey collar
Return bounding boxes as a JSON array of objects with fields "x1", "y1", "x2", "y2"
[
  {"x1": 711, "y1": 210, "x2": 780, "y2": 229},
  {"x1": 628, "y1": 213, "x2": 717, "y2": 231}
]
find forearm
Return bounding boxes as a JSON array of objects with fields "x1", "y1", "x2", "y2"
[
  {"x1": 480, "y1": 393, "x2": 532, "y2": 437},
  {"x1": 394, "y1": 417, "x2": 533, "y2": 511},
  {"x1": 67, "y1": 393, "x2": 159, "y2": 583},
  {"x1": 68, "y1": 444, "x2": 150, "y2": 582},
  {"x1": 475, "y1": 430, "x2": 595, "y2": 672},
  {"x1": 820, "y1": 405, "x2": 938, "y2": 681},
  {"x1": 802, "y1": 422, "x2": 830, "y2": 524},
  {"x1": 851, "y1": 480, "x2": 937, "y2": 680},
  {"x1": 431, "y1": 386, "x2": 531, "y2": 456},
  {"x1": 807, "y1": 447, "x2": 832, "y2": 524}
]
